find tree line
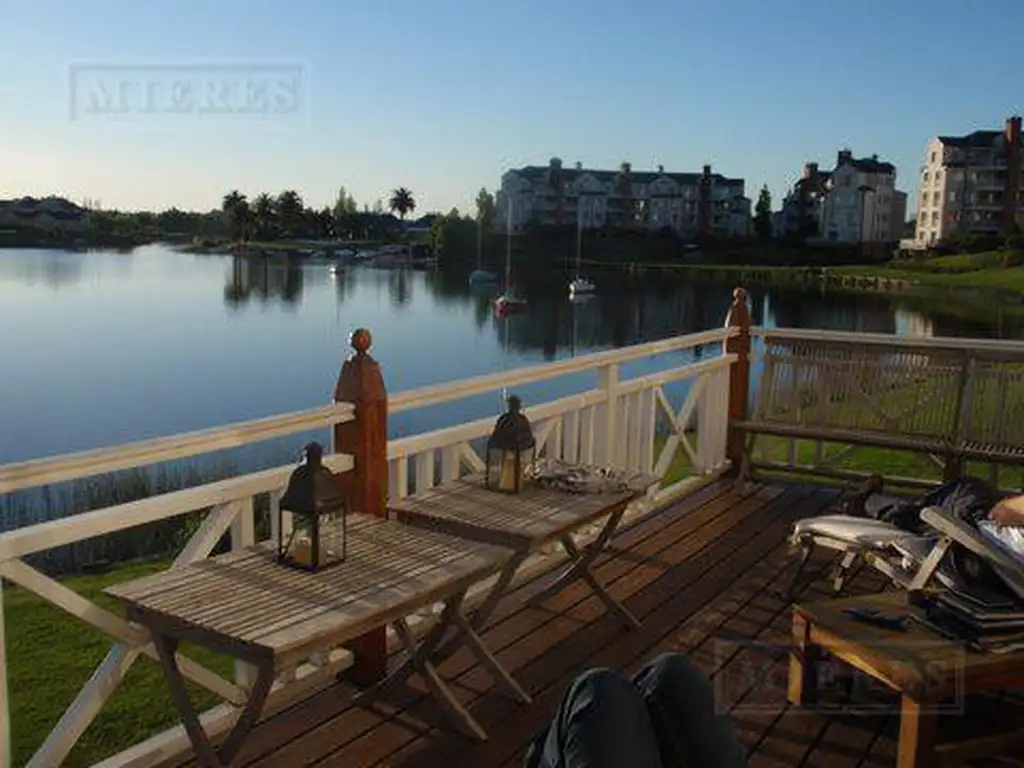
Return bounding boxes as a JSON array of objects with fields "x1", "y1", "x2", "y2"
[{"x1": 221, "y1": 186, "x2": 417, "y2": 242}]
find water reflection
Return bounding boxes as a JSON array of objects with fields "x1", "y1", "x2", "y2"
[
  {"x1": 223, "y1": 254, "x2": 304, "y2": 308},
  {"x1": 217, "y1": 253, "x2": 1024, "y2": 355},
  {"x1": 0, "y1": 249, "x2": 88, "y2": 288}
]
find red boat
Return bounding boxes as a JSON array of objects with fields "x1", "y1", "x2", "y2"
[{"x1": 494, "y1": 292, "x2": 528, "y2": 315}]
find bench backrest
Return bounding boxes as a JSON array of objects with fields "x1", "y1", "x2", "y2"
[
  {"x1": 956, "y1": 355, "x2": 1024, "y2": 452},
  {"x1": 754, "y1": 335, "x2": 966, "y2": 442}
]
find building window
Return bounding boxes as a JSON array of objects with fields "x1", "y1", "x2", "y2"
[
  {"x1": 923, "y1": 171, "x2": 930, "y2": 183},
  {"x1": 931, "y1": 151, "x2": 937, "y2": 163}
]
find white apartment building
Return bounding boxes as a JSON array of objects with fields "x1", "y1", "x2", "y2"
[
  {"x1": 494, "y1": 159, "x2": 751, "y2": 238},
  {"x1": 915, "y1": 116, "x2": 1024, "y2": 244},
  {"x1": 819, "y1": 150, "x2": 905, "y2": 244}
]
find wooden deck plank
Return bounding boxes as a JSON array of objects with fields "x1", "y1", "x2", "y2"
[{"x1": 159, "y1": 481, "x2": 1024, "y2": 768}]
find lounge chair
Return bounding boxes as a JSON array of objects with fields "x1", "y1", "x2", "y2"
[{"x1": 785, "y1": 514, "x2": 961, "y2": 599}]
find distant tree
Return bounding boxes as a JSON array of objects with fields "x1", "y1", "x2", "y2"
[
  {"x1": 753, "y1": 185, "x2": 773, "y2": 240},
  {"x1": 332, "y1": 185, "x2": 357, "y2": 219},
  {"x1": 251, "y1": 193, "x2": 275, "y2": 239},
  {"x1": 221, "y1": 190, "x2": 250, "y2": 241},
  {"x1": 372, "y1": 199, "x2": 384, "y2": 214},
  {"x1": 475, "y1": 188, "x2": 495, "y2": 233},
  {"x1": 388, "y1": 188, "x2": 416, "y2": 221},
  {"x1": 275, "y1": 190, "x2": 304, "y2": 237},
  {"x1": 316, "y1": 207, "x2": 336, "y2": 238}
]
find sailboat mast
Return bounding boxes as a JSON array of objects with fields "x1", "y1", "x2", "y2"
[
  {"x1": 505, "y1": 197, "x2": 513, "y2": 287},
  {"x1": 576, "y1": 196, "x2": 583, "y2": 272},
  {"x1": 476, "y1": 212, "x2": 482, "y2": 268}
]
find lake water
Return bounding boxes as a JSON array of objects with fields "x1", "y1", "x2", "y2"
[{"x1": 1, "y1": 244, "x2": 1019, "y2": 470}]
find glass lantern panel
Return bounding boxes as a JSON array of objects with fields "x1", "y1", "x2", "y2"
[
  {"x1": 288, "y1": 516, "x2": 316, "y2": 568},
  {"x1": 317, "y1": 510, "x2": 344, "y2": 561}
]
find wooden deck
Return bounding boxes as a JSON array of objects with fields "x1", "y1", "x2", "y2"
[{"x1": 170, "y1": 480, "x2": 1024, "y2": 768}]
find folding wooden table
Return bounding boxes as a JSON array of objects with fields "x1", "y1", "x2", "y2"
[
  {"x1": 105, "y1": 513, "x2": 513, "y2": 767},
  {"x1": 389, "y1": 474, "x2": 655, "y2": 669}
]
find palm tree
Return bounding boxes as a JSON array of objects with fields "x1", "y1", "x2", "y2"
[
  {"x1": 275, "y1": 190, "x2": 304, "y2": 238},
  {"x1": 251, "y1": 193, "x2": 274, "y2": 240},
  {"x1": 388, "y1": 187, "x2": 416, "y2": 222},
  {"x1": 221, "y1": 190, "x2": 250, "y2": 242}
]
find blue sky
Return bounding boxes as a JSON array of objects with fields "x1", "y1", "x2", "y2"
[{"x1": 1, "y1": 0, "x2": 1021, "y2": 216}]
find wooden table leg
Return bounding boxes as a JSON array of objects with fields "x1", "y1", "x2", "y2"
[
  {"x1": 897, "y1": 696, "x2": 937, "y2": 768},
  {"x1": 391, "y1": 616, "x2": 487, "y2": 740},
  {"x1": 450, "y1": 599, "x2": 531, "y2": 705},
  {"x1": 787, "y1": 613, "x2": 820, "y2": 707},
  {"x1": 152, "y1": 633, "x2": 274, "y2": 768},
  {"x1": 528, "y1": 511, "x2": 639, "y2": 629}
]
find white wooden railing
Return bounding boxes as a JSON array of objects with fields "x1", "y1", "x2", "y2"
[{"x1": 0, "y1": 326, "x2": 737, "y2": 768}]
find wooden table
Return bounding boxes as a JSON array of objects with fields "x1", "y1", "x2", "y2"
[
  {"x1": 105, "y1": 513, "x2": 515, "y2": 767},
  {"x1": 390, "y1": 474, "x2": 654, "y2": 648},
  {"x1": 789, "y1": 591, "x2": 1024, "y2": 767}
]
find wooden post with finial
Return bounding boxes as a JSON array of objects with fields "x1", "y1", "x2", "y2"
[
  {"x1": 333, "y1": 327, "x2": 388, "y2": 685},
  {"x1": 724, "y1": 287, "x2": 752, "y2": 473}
]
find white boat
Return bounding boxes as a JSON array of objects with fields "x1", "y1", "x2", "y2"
[
  {"x1": 469, "y1": 268, "x2": 498, "y2": 285},
  {"x1": 567, "y1": 201, "x2": 595, "y2": 297},
  {"x1": 568, "y1": 276, "x2": 596, "y2": 295},
  {"x1": 469, "y1": 216, "x2": 498, "y2": 286}
]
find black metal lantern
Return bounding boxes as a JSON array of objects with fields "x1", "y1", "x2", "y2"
[
  {"x1": 485, "y1": 395, "x2": 536, "y2": 493},
  {"x1": 276, "y1": 442, "x2": 347, "y2": 571}
]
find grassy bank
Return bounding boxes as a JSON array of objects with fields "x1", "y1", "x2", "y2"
[{"x1": 576, "y1": 249, "x2": 1024, "y2": 295}]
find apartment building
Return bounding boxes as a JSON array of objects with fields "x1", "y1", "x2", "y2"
[
  {"x1": 775, "y1": 162, "x2": 832, "y2": 238},
  {"x1": 915, "y1": 116, "x2": 1024, "y2": 244},
  {"x1": 494, "y1": 159, "x2": 751, "y2": 238},
  {"x1": 819, "y1": 150, "x2": 904, "y2": 244}
]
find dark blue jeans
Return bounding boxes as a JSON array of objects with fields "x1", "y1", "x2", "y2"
[{"x1": 524, "y1": 653, "x2": 747, "y2": 768}]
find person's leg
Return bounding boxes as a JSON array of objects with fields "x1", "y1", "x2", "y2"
[
  {"x1": 632, "y1": 653, "x2": 747, "y2": 768},
  {"x1": 524, "y1": 667, "x2": 664, "y2": 768}
]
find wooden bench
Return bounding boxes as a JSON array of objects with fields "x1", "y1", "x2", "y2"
[{"x1": 735, "y1": 333, "x2": 1024, "y2": 485}]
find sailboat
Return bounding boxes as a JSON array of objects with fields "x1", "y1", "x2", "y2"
[
  {"x1": 567, "y1": 199, "x2": 595, "y2": 297},
  {"x1": 468, "y1": 212, "x2": 498, "y2": 287},
  {"x1": 494, "y1": 198, "x2": 527, "y2": 315}
]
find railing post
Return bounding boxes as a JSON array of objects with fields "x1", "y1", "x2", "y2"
[
  {"x1": 724, "y1": 287, "x2": 752, "y2": 474},
  {"x1": 333, "y1": 327, "x2": 388, "y2": 685},
  {"x1": 597, "y1": 363, "x2": 619, "y2": 467}
]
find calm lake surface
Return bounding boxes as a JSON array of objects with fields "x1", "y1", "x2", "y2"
[{"x1": 1, "y1": 244, "x2": 1020, "y2": 469}]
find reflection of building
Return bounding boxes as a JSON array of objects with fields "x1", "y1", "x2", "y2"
[
  {"x1": 495, "y1": 159, "x2": 750, "y2": 238},
  {"x1": 0, "y1": 196, "x2": 90, "y2": 234},
  {"x1": 895, "y1": 309, "x2": 934, "y2": 338},
  {"x1": 915, "y1": 116, "x2": 1023, "y2": 244}
]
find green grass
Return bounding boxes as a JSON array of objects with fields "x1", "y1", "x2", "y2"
[
  {"x1": 834, "y1": 250, "x2": 1024, "y2": 291},
  {"x1": 5, "y1": 561, "x2": 233, "y2": 767}
]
